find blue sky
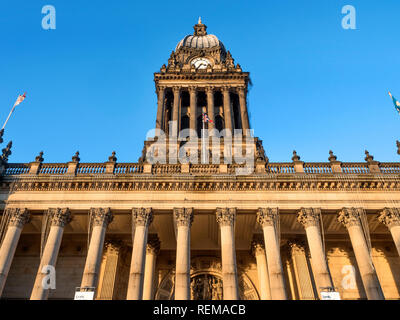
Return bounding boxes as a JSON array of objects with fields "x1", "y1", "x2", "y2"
[{"x1": 0, "y1": 0, "x2": 400, "y2": 163}]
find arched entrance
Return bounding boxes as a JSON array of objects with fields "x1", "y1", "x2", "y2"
[{"x1": 155, "y1": 257, "x2": 259, "y2": 300}]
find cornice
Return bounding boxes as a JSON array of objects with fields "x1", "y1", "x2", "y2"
[{"x1": 2, "y1": 174, "x2": 400, "y2": 192}]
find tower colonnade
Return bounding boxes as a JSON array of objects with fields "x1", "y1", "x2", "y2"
[
  {"x1": 0, "y1": 206, "x2": 398, "y2": 300},
  {"x1": 155, "y1": 85, "x2": 250, "y2": 137}
]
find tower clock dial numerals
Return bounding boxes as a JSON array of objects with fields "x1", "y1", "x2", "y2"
[{"x1": 191, "y1": 58, "x2": 211, "y2": 70}]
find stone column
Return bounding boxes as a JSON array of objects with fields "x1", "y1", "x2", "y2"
[
  {"x1": 297, "y1": 208, "x2": 333, "y2": 297},
  {"x1": 256, "y1": 208, "x2": 287, "y2": 300},
  {"x1": 156, "y1": 86, "x2": 166, "y2": 130},
  {"x1": 172, "y1": 86, "x2": 181, "y2": 137},
  {"x1": 222, "y1": 86, "x2": 232, "y2": 132},
  {"x1": 237, "y1": 86, "x2": 250, "y2": 132},
  {"x1": 0, "y1": 208, "x2": 30, "y2": 297},
  {"x1": 127, "y1": 208, "x2": 153, "y2": 300},
  {"x1": 174, "y1": 208, "x2": 194, "y2": 300},
  {"x1": 216, "y1": 208, "x2": 239, "y2": 300},
  {"x1": 96, "y1": 241, "x2": 123, "y2": 300},
  {"x1": 30, "y1": 208, "x2": 72, "y2": 300},
  {"x1": 81, "y1": 208, "x2": 113, "y2": 292},
  {"x1": 142, "y1": 235, "x2": 160, "y2": 300},
  {"x1": 251, "y1": 238, "x2": 271, "y2": 300},
  {"x1": 338, "y1": 208, "x2": 385, "y2": 300},
  {"x1": 287, "y1": 241, "x2": 316, "y2": 300},
  {"x1": 378, "y1": 208, "x2": 400, "y2": 257},
  {"x1": 205, "y1": 86, "x2": 215, "y2": 133},
  {"x1": 189, "y1": 86, "x2": 197, "y2": 135}
]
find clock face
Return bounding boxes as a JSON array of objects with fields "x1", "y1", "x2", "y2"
[{"x1": 191, "y1": 57, "x2": 211, "y2": 70}]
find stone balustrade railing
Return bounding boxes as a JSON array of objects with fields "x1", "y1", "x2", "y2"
[
  {"x1": 4, "y1": 163, "x2": 30, "y2": 175},
  {"x1": 341, "y1": 163, "x2": 370, "y2": 174},
  {"x1": 114, "y1": 163, "x2": 144, "y2": 174},
  {"x1": 303, "y1": 163, "x2": 333, "y2": 174},
  {"x1": 266, "y1": 163, "x2": 295, "y2": 174},
  {"x1": 2, "y1": 161, "x2": 400, "y2": 177},
  {"x1": 39, "y1": 163, "x2": 68, "y2": 175}
]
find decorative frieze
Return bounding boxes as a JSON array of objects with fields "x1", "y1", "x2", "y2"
[
  {"x1": 378, "y1": 208, "x2": 400, "y2": 229},
  {"x1": 173, "y1": 208, "x2": 194, "y2": 227},
  {"x1": 337, "y1": 208, "x2": 363, "y2": 228},
  {"x1": 216, "y1": 208, "x2": 236, "y2": 226},
  {"x1": 297, "y1": 208, "x2": 321, "y2": 228},
  {"x1": 7, "y1": 208, "x2": 30, "y2": 228},
  {"x1": 132, "y1": 208, "x2": 153, "y2": 227},
  {"x1": 91, "y1": 207, "x2": 113, "y2": 227},
  {"x1": 48, "y1": 208, "x2": 72, "y2": 227},
  {"x1": 256, "y1": 208, "x2": 279, "y2": 227}
]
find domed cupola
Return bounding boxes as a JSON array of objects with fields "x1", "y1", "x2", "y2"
[
  {"x1": 160, "y1": 18, "x2": 242, "y2": 73},
  {"x1": 175, "y1": 17, "x2": 226, "y2": 54}
]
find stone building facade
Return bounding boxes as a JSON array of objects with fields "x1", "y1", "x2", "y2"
[{"x1": 0, "y1": 19, "x2": 400, "y2": 300}]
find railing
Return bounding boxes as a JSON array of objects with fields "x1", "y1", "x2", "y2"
[
  {"x1": 114, "y1": 163, "x2": 143, "y2": 174},
  {"x1": 4, "y1": 163, "x2": 29, "y2": 175},
  {"x1": 266, "y1": 163, "x2": 295, "y2": 174},
  {"x1": 191, "y1": 164, "x2": 219, "y2": 174},
  {"x1": 379, "y1": 163, "x2": 400, "y2": 174},
  {"x1": 228, "y1": 164, "x2": 247, "y2": 174},
  {"x1": 3, "y1": 162, "x2": 400, "y2": 177},
  {"x1": 152, "y1": 164, "x2": 181, "y2": 174},
  {"x1": 304, "y1": 163, "x2": 333, "y2": 174},
  {"x1": 39, "y1": 163, "x2": 68, "y2": 175},
  {"x1": 76, "y1": 164, "x2": 106, "y2": 174},
  {"x1": 341, "y1": 163, "x2": 370, "y2": 174}
]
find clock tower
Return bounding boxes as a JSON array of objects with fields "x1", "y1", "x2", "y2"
[{"x1": 140, "y1": 18, "x2": 265, "y2": 165}]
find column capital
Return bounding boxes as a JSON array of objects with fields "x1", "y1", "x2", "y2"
[
  {"x1": 172, "y1": 86, "x2": 181, "y2": 94},
  {"x1": 256, "y1": 207, "x2": 279, "y2": 227},
  {"x1": 48, "y1": 208, "x2": 72, "y2": 227},
  {"x1": 221, "y1": 86, "x2": 231, "y2": 93},
  {"x1": 378, "y1": 208, "x2": 400, "y2": 228},
  {"x1": 216, "y1": 208, "x2": 236, "y2": 226},
  {"x1": 251, "y1": 238, "x2": 265, "y2": 257},
  {"x1": 173, "y1": 208, "x2": 194, "y2": 227},
  {"x1": 205, "y1": 86, "x2": 215, "y2": 93},
  {"x1": 188, "y1": 86, "x2": 198, "y2": 93},
  {"x1": 156, "y1": 85, "x2": 166, "y2": 92},
  {"x1": 146, "y1": 235, "x2": 161, "y2": 255},
  {"x1": 104, "y1": 240, "x2": 123, "y2": 254},
  {"x1": 7, "y1": 208, "x2": 30, "y2": 228},
  {"x1": 297, "y1": 208, "x2": 321, "y2": 228},
  {"x1": 132, "y1": 208, "x2": 153, "y2": 227},
  {"x1": 91, "y1": 207, "x2": 113, "y2": 227},
  {"x1": 286, "y1": 240, "x2": 307, "y2": 255},
  {"x1": 235, "y1": 86, "x2": 247, "y2": 95},
  {"x1": 337, "y1": 207, "x2": 362, "y2": 228}
]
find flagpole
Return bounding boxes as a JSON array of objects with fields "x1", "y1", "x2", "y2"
[{"x1": 2, "y1": 104, "x2": 16, "y2": 130}]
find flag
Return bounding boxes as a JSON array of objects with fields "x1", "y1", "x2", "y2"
[
  {"x1": 13, "y1": 92, "x2": 26, "y2": 107},
  {"x1": 202, "y1": 113, "x2": 213, "y2": 123},
  {"x1": 389, "y1": 91, "x2": 400, "y2": 114}
]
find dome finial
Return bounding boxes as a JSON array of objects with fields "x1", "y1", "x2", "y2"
[{"x1": 193, "y1": 18, "x2": 207, "y2": 36}]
